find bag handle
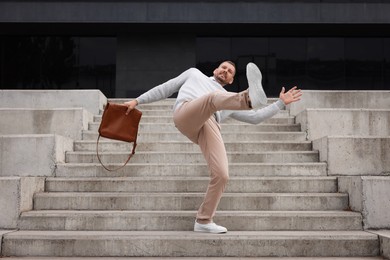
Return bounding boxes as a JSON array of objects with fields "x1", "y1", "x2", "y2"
[{"x1": 96, "y1": 135, "x2": 137, "y2": 172}]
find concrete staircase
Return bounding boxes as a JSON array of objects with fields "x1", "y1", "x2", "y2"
[{"x1": 2, "y1": 98, "x2": 381, "y2": 257}]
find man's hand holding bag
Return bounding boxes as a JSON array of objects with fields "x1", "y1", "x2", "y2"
[{"x1": 97, "y1": 103, "x2": 142, "y2": 171}]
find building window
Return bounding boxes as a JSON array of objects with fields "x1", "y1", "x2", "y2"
[
  {"x1": 196, "y1": 37, "x2": 389, "y2": 96},
  {"x1": 0, "y1": 36, "x2": 116, "y2": 97},
  {"x1": 345, "y1": 38, "x2": 384, "y2": 90}
]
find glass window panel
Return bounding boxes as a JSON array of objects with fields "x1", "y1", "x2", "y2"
[
  {"x1": 196, "y1": 37, "x2": 240, "y2": 92},
  {"x1": 196, "y1": 37, "x2": 230, "y2": 76},
  {"x1": 72, "y1": 37, "x2": 116, "y2": 97},
  {"x1": 345, "y1": 38, "x2": 383, "y2": 90},
  {"x1": 0, "y1": 36, "x2": 116, "y2": 97},
  {"x1": 307, "y1": 38, "x2": 345, "y2": 90},
  {"x1": 384, "y1": 38, "x2": 390, "y2": 89},
  {"x1": 231, "y1": 38, "x2": 268, "y2": 58},
  {"x1": 231, "y1": 37, "x2": 269, "y2": 93},
  {"x1": 269, "y1": 38, "x2": 307, "y2": 96}
]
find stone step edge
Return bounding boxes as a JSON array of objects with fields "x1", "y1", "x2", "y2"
[
  {"x1": 46, "y1": 176, "x2": 337, "y2": 181},
  {"x1": 68, "y1": 151, "x2": 319, "y2": 155},
  {"x1": 94, "y1": 115, "x2": 295, "y2": 119},
  {"x1": 76, "y1": 140, "x2": 312, "y2": 144},
  {"x1": 85, "y1": 130, "x2": 304, "y2": 134},
  {"x1": 43, "y1": 177, "x2": 337, "y2": 192},
  {"x1": 21, "y1": 210, "x2": 361, "y2": 217},
  {"x1": 58, "y1": 162, "x2": 327, "y2": 166},
  {"x1": 90, "y1": 122, "x2": 296, "y2": 126},
  {"x1": 3, "y1": 230, "x2": 377, "y2": 239},
  {"x1": 0, "y1": 255, "x2": 380, "y2": 259},
  {"x1": 3, "y1": 231, "x2": 377, "y2": 257},
  {"x1": 96, "y1": 109, "x2": 290, "y2": 113},
  {"x1": 34, "y1": 192, "x2": 347, "y2": 197},
  {"x1": 109, "y1": 98, "x2": 281, "y2": 102}
]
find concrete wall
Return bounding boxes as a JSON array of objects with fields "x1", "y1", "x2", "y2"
[
  {"x1": 0, "y1": 135, "x2": 73, "y2": 177},
  {"x1": 116, "y1": 34, "x2": 195, "y2": 98},
  {"x1": 0, "y1": 90, "x2": 106, "y2": 115},
  {"x1": 315, "y1": 134, "x2": 390, "y2": 230},
  {"x1": 296, "y1": 109, "x2": 390, "y2": 140},
  {"x1": 288, "y1": 91, "x2": 390, "y2": 116},
  {"x1": 339, "y1": 177, "x2": 390, "y2": 229},
  {"x1": 0, "y1": 177, "x2": 44, "y2": 228},
  {"x1": 2, "y1": 1, "x2": 390, "y2": 24},
  {"x1": 0, "y1": 230, "x2": 16, "y2": 255},
  {"x1": 300, "y1": 92, "x2": 390, "y2": 232},
  {"x1": 0, "y1": 108, "x2": 93, "y2": 140},
  {"x1": 313, "y1": 136, "x2": 390, "y2": 176},
  {"x1": 0, "y1": 90, "x2": 100, "y2": 234},
  {"x1": 372, "y1": 230, "x2": 390, "y2": 259}
]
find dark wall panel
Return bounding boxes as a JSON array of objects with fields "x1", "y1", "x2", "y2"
[
  {"x1": 196, "y1": 37, "x2": 389, "y2": 97},
  {"x1": 2, "y1": 1, "x2": 390, "y2": 24},
  {"x1": 116, "y1": 34, "x2": 196, "y2": 98}
]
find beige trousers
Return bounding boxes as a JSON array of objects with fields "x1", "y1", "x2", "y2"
[{"x1": 173, "y1": 90, "x2": 251, "y2": 224}]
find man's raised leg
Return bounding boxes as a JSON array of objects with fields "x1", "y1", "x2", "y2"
[{"x1": 173, "y1": 90, "x2": 250, "y2": 144}]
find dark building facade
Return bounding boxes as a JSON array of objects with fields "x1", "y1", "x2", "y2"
[{"x1": 1, "y1": 1, "x2": 390, "y2": 97}]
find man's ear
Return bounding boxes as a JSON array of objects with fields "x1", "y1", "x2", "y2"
[{"x1": 229, "y1": 78, "x2": 234, "y2": 84}]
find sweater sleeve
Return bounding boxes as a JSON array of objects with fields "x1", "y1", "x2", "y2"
[
  {"x1": 222, "y1": 99, "x2": 285, "y2": 124},
  {"x1": 135, "y1": 68, "x2": 194, "y2": 105}
]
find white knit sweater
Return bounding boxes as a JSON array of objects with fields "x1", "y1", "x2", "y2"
[{"x1": 136, "y1": 68, "x2": 285, "y2": 124}]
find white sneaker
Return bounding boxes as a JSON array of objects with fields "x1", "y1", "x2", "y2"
[
  {"x1": 194, "y1": 221, "x2": 228, "y2": 234},
  {"x1": 247, "y1": 62, "x2": 268, "y2": 109}
]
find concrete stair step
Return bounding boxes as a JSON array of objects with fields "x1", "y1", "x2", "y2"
[
  {"x1": 128, "y1": 109, "x2": 174, "y2": 116},
  {"x1": 55, "y1": 162, "x2": 327, "y2": 177},
  {"x1": 3, "y1": 256, "x2": 384, "y2": 260},
  {"x1": 112, "y1": 109, "x2": 290, "y2": 117},
  {"x1": 19, "y1": 210, "x2": 363, "y2": 231},
  {"x1": 1, "y1": 230, "x2": 379, "y2": 257},
  {"x1": 109, "y1": 98, "x2": 282, "y2": 107},
  {"x1": 86, "y1": 131, "x2": 307, "y2": 142},
  {"x1": 67, "y1": 151, "x2": 319, "y2": 164},
  {"x1": 109, "y1": 98, "x2": 179, "y2": 105},
  {"x1": 93, "y1": 115, "x2": 295, "y2": 124},
  {"x1": 109, "y1": 97, "x2": 282, "y2": 105},
  {"x1": 33, "y1": 192, "x2": 349, "y2": 211},
  {"x1": 76, "y1": 140, "x2": 313, "y2": 152},
  {"x1": 133, "y1": 104, "x2": 175, "y2": 110},
  {"x1": 103, "y1": 109, "x2": 290, "y2": 117},
  {"x1": 45, "y1": 176, "x2": 337, "y2": 193},
  {"x1": 89, "y1": 122, "x2": 301, "y2": 132}
]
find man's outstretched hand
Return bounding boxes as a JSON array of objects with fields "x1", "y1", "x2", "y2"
[
  {"x1": 124, "y1": 100, "x2": 138, "y2": 115},
  {"x1": 279, "y1": 86, "x2": 302, "y2": 105}
]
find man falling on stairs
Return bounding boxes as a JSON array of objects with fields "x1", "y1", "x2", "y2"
[{"x1": 124, "y1": 61, "x2": 302, "y2": 233}]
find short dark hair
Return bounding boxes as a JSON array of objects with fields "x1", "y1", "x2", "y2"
[{"x1": 223, "y1": 60, "x2": 236, "y2": 69}]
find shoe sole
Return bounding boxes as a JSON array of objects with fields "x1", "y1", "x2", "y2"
[
  {"x1": 194, "y1": 229, "x2": 228, "y2": 234},
  {"x1": 247, "y1": 62, "x2": 267, "y2": 108}
]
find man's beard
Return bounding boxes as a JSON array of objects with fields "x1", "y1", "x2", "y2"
[{"x1": 216, "y1": 73, "x2": 228, "y2": 85}]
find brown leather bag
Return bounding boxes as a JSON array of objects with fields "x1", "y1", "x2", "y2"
[{"x1": 96, "y1": 102, "x2": 142, "y2": 171}]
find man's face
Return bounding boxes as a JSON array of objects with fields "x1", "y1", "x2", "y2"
[{"x1": 213, "y1": 62, "x2": 235, "y2": 86}]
